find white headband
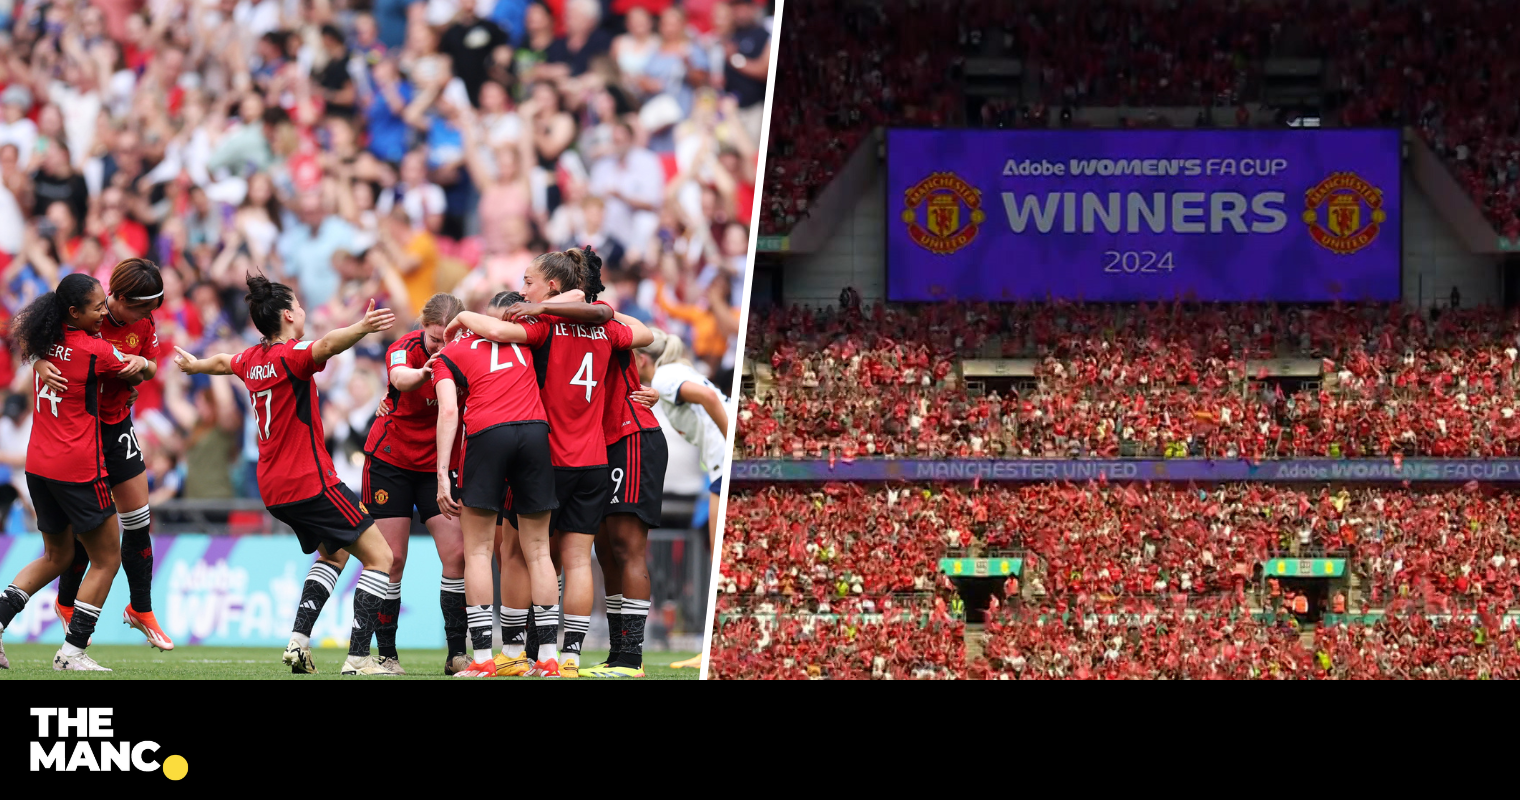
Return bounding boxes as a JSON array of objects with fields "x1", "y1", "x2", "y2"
[{"x1": 129, "y1": 291, "x2": 165, "y2": 301}]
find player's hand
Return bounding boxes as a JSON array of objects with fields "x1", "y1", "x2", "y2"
[
  {"x1": 545, "y1": 289, "x2": 585, "y2": 305},
  {"x1": 632, "y1": 387, "x2": 659, "y2": 408},
  {"x1": 172, "y1": 346, "x2": 200, "y2": 374},
  {"x1": 437, "y1": 475, "x2": 461, "y2": 519},
  {"x1": 357, "y1": 299, "x2": 396, "y2": 334},
  {"x1": 118, "y1": 354, "x2": 148, "y2": 377},
  {"x1": 444, "y1": 317, "x2": 465, "y2": 341},
  {"x1": 502, "y1": 302, "x2": 547, "y2": 320},
  {"x1": 420, "y1": 351, "x2": 439, "y2": 376},
  {"x1": 33, "y1": 358, "x2": 67, "y2": 393},
  {"x1": 375, "y1": 397, "x2": 393, "y2": 417},
  {"x1": 128, "y1": 387, "x2": 139, "y2": 408}
]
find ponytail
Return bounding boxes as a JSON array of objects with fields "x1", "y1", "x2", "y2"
[
  {"x1": 641, "y1": 327, "x2": 690, "y2": 369},
  {"x1": 577, "y1": 245, "x2": 604, "y2": 302},
  {"x1": 245, "y1": 273, "x2": 296, "y2": 339},
  {"x1": 12, "y1": 273, "x2": 101, "y2": 361}
]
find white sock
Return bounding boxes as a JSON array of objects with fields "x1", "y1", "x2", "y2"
[
  {"x1": 501, "y1": 606, "x2": 528, "y2": 657},
  {"x1": 61, "y1": 641, "x2": 85, "y2": 656},
  {"x1": 474, "y1": 647, "x2": 493, "y2": 663},
  {"x1": 540, "y1": 642, "x2": 559, "y2": 663}
]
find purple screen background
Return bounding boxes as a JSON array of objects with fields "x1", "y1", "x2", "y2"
[{"x1": 886, "y1": 129, "x2": 1402, "y2": 302}]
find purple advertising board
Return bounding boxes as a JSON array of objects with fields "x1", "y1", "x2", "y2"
[
  {"x1": 733, "y1": 458, "x2": 1517, "y2": 483},
  {"x1": 886, "y1": 129, "x2": 1402, "y2": 302}
]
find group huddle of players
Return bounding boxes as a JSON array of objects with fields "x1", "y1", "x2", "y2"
[{"x1": 0, "y1": 246, "x2": 730, "y2": 678}]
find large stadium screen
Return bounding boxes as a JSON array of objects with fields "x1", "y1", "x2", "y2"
[{"x1": 886, "y1": 129, "x2": 1402, "y2": 302}]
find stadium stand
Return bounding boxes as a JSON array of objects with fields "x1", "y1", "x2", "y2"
[{"x1": 717, "y1": 0, "x2": 1520, "y2": 679}]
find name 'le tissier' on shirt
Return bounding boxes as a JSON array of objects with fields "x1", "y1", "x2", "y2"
[
  {"x1": 28, "y1": 327, "x2": 131, "y2": 483},
  {"x1": 231, "y1": 340, "x2": 341, "y2": 507},
  {"x1": 432, "y1": 330, "x2": 546, "y2": 436},
  {"x1": 98, "y1": 311, "x2": 160, "y2": 425},
  {"x1": 518, "y1": 312, "x2": 634, "y2": 469},
  {"x1": 365, "y1": 329, "x2": 459, "y2": 472}
]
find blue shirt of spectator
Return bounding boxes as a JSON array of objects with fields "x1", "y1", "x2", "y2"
[
  {"x1": 277, "y1": 215, "x2": 356, "y2": 308},
  {"x1": 490, "y1": 0, "x2": 530, "y2": 46},
  {"x1": 366, "y1": 78, "x2": 413, "y2": 164}
]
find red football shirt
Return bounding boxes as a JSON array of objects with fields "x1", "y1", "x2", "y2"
[
  {"x1": 518, "y1": 314, "x2": 633, "y2": 468},
  {"x1": 602, "y1": 348, "x2": 661, "y2": 445},
  {"x1": 432, "y1": 331, "x2": 546, "y2": 435},
  {"x1": 231, "y1": 340, "x2": 341, "y2": 507},
  {"x1": 28, "y1": 327, "x2": 131, "y2": 483},
  {"x1": 98, "y1": 308, "x2": 161, "y2": 424},
  {"x1": 365, "y1": 329, "x2": 440, "y2": 472}
]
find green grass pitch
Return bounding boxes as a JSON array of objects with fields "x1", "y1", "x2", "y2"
[{"x1": 0, "y1": 645, "x2": 701, "y2": 679}]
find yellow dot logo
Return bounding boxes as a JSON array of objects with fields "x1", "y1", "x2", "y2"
[{"x1": 163, "y1": 755, "x2": 188, "y2": 781}]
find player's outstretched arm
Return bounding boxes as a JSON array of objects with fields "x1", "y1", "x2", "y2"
[
  {"x1": 173, "y1": 346, "x2": 235, "y2": 376},
  {"x1": 434, "y1": 380, "x2": 462, "y2": 519},
  {"x1": 679, "y1": 381, "x2": 730, "y2": 438},
  {"x1": 313, "y1": 299, "x2": 396, "y2": 365},
  {"x1": 447, "y1": 311, "x2": 529, "y2": 344}
]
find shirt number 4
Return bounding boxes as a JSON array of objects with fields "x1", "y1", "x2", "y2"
[{"x1": 570, "y1": 353, "x2": 597, "y2": 402}]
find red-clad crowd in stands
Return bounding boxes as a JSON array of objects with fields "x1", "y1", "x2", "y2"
[
  {"x1": 720, "y1": 484, "x2": 1520, "y2": 611},
  {"x1": 761, "y1": 0, "x2": 1520, "y2": 238},
  {"x1": 711, "y1": 481, "x2": 1520, "y2": 678},
  {"x1": 740, "y1": 302, "x2": 1520, "y2": 460},
  {"x1": 710, "y1": 602, "x2": 1520, "y2": 679}
]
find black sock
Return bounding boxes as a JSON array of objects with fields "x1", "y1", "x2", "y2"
[
  {"x1": 376, "y1": 581, "x2": 401, "y2": 659},
  {"x1": 617, "y1": 597, "x2": 650, "y2": 667},
  {"x1": 532, "y1": 604, "x2": 560, "y2": 656},
  {"x1": 563, "y1": 614, "x2": 589, "y2": 657},
  {"x1": 349, "y1": 569, "x2": 389, "y2": 657},
  {"x1": 467, "y1": 604, "x2": 493, "y2": 656},
  {"x1": 440, "y1": 578, "x2": 467, "y2": 657},
  {"x1": 500, "y1": 606, "x2": 527, "y2": 657},
  {"x1": 293, "y1": 561, "x2": 340, "y2": 637},
  {"x1": 56, "y1": 544, "x2": 88, "y2": 609},
  {"x1": 0, "y1": 585, "x2": 30, "y2": 630},
  {"x1": 66, "y1": 601, "x2": 101, "y2": 649},
  {"x1": 605, "y1": 593, "x2": 623, "y2": 663},
  {"x1": 119, "y1": 506, "x2": 153, "y2": 612},
  {"x1": 525, "y1": 609, "x2": 539, "y2": 662}
]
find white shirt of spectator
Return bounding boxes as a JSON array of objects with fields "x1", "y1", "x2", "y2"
[
  {"x1": 590, "y1": 146, "x2": 664, "y2": 255},
  {"x1": 0, "y1": 179, "x2": 23, "y2": 254},
  {"x1": 0, "y1": 409, "x2": 32, "y2": 502},
  {"x1": 652, "y1": 361, "x2": 730, "y2": 483},
  {"x1": 234, "y1": 0, "x2": 283, "y2": 40},
  {"x1": 0, "y1": 117, "x2": 37, "y2": 166},
  {"x1": 376, "y1": 183, "x2": 448, "y2": 230},
  {"x1": 49, "y1": 80, "x2": 101, "y2": 169}
]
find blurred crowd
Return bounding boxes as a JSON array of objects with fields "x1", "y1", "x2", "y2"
[
  {"x1": 0, "y1": 0, "x2": 769, "y2": 522},
  {"x1": 740, "y1": 302, "x2": 1520, "y2": 460},
  {"x1": 760, "y1": 0, "x2": 1520, "y2": 238}
]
